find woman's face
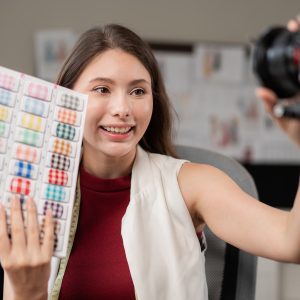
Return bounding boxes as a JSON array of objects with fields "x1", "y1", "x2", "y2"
[{"x1": 73, "y1": 49, "x2": 153, "y2": 160}]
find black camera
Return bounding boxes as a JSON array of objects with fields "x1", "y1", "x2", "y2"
[{"x1": 253, "y1": 26, "x2": 300, "y2": 118}]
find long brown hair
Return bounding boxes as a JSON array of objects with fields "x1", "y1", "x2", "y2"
[{"x1": 56, "y1": 24, "x2": 177, "y2": 157}]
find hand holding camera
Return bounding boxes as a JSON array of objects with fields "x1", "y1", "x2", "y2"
[{"x1": 255, "y1": 18, "x2": 300, "y2": 147}]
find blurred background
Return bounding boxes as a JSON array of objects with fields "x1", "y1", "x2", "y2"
[
  {"x1": 1, "y1": 1, "x2": 300, "y2": 299},
  {"x1": 0, "y1": 0, "x2": 299, "y2": 75}
]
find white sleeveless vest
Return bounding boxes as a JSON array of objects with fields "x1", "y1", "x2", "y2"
[{"x1": 48, "y1": 146, "x2": 208, "y2": 299}]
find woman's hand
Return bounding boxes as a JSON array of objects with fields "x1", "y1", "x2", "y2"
[
  {"x1": 0, "y1": 196, "x2": 54, "y2": 300},
  {"x1": 256, "y1": 17, "x2": 300, "y2": 148},
  {"x1": 256, "y1": 87, "x2": 300, "y2": 147}
]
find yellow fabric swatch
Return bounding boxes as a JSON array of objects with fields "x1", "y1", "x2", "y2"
[{"x1": 21, "y1": 113, "x2": 43, "y2": 132}]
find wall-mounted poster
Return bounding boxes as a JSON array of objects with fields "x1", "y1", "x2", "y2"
[
  {"x1": 34, "y1": 30, "x2": 77, "y2": 82},
  {"x1": 193, "y1": 43, "x2": 247, "y2": 84}
]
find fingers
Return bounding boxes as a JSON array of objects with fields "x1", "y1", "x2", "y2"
[
  {"x1": 255, "y1": 87, "x2": 277, "y2": 102},
  {"x1": 0, "y1": 204, "x2": 11, "y2": 256},
  {"x1": 26, "y1": 198, "x2": 41, "y2": 251},
  {"x1": 255, "y1": 87, "x2": 278, "y2": 114},
  {"x1": 287, "y1": 16, "x2": 300, "y2": 31},
  {"x1": 0, "y1": 196, "x2": 54, "y2": 262},
  {"x1": 10, "y1": 196, "x2": 26, "y2": 250},
  {"x1": 41, "y1": 209, "x2": 54, "y2": 258}
]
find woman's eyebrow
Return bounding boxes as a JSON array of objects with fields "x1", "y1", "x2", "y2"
[
  {"x1": 89, "y1": 78, "x2": 151, "y2": 86},
  {"x1": 129, "y1": 79, "x2": 151, "y2": 86},
  {"x1": 89, "y1": 77, "x2": 114, "y2": 84}
]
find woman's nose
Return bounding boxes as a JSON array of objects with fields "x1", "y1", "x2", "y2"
[{"x1": 109, "y1": 92, "x2": 131, "y2": 118}]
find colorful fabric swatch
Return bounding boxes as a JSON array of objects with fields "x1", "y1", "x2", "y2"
[
  {"x1": 27, "y1": 82, "x2": 49, "y2": 100},
  {"x1": 10, "y1": 177, "x2": 31, "y2": 195},
  {"x1": 0, "y1": 137, "x2": 7, "y2": 153},
  {"x1": 42, "y1": 201, "x2": 64, "y2": 218},
  {"x1": 23, "y1": 97, "x2": 47, "y2": 117},
  {"x1": 0, "y1": 106, "x2": 9, "y2": 122},
  {"x1": 21, "y1": 113, "x2": 44, "y2": 132},
  {"x1": 53, "y1": 139, "x2": 72, "y2": 156},
  {"x1": 60, "y1": 93, "x2": 81, "y2": 110},
  {"x1": 44, "y1": 184, "x2": 66, "y2": 202},
  {"x1": 0, "y1": 88, "x2": 15, "y2": 106},
  {"x1": 55, "y1": 123, "x2": 76, "y2": 140},
  {"x1": 16, "y1": 128, "x2": 42, "y2": 147},
  {"x1": 48, "y1": 169, "x2": 68, "y2": 186},
  {"x1": 0, "y1": 122, "x2": 6, "y2": 137},
  {"x1": 15, "y1": 144, "x2": 38, "y2": 163},
  {"x1": 0, "y1": 72, "x2": 17, "y2": 91},
  {"x1": 57, "y1": 108, "x2": 77, "y2": 125},
  {"x1": 50, "y1": 153, "x2": 70, "y2": 171},
  {"x1": 13, "y1": 160, "x2": 35, "y2": 179}
]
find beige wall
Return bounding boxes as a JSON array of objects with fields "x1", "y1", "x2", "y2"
[{"x1": 0, "y1": 0, "x2": 299, "y2": 75}]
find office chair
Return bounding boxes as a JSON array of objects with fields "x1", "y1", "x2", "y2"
[{"x1": 175, "y1": 145, "x2": 258, "y2": 300}]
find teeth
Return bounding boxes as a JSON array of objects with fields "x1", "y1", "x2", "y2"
[{"x1": 103, "y1": 126, "x2": 131, "y2": 134}]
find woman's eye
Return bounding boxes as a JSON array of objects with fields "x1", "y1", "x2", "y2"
[
  {"x1": 93, "y1": 86, "x2": 110, "y2": 94},
  {"x1": 131, "y1": 88, "x2": 145, "y2": 96}
]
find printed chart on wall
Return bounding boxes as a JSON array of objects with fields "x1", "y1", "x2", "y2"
[
  {"x1": 0, "y1": 66, "x2": 88, "y2": 257},
  {"x1": 154, "y1": 44, "x2": 300, "y2": 164}
]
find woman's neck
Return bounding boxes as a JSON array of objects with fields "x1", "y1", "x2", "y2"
[{"x1": 81, "y1": 146, "x2": 136, "y2": 179}]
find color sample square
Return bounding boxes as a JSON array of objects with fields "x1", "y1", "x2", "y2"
[
  {"x1": 14, "y1": 144, "x2": 39, "y2": 164},
  {"x1": 44, "y1": 184, "x2": 66, "y2": 202},
  {"x1": 42, "y1": 200, "x2": 64, "y2": 219},
  {"x1": 48, "y1": 168, "x2": 68, "y2": 186},
  {"x1": 60, "y1": 93, "x2": 81, "y2": 110},
  {"x1": 20, "y1": 113, "x2": 44, "y2": 132},
  {"x1": 0, "y1": 88, "x2": 15, "y2": 106},
  {"x1": 50, "y1": 153, "x2": 70, "y2": 171},
  {"x1": 15, "y1": 128, "x2": 43, "y2": 147},
  {"x1": 0, "y1": 72, "x2": 18, "y2": 91},
  {"x1": 22, "y1": 96, "x2": 48, "y2": 117},
  {"x1": 0, "y1": 105, "x2": 10, "y2": 122},
  {"x1": 13, "y1": 160, "x2": 35, "y2": 179},
  {"x1": 55, "y1": 123, "x2": 76, "y2": 140},
  {"x1": 10, "y1": 177, "x2": 32, "y2": 195},
  {"x1": 26, "y1": 82, "x2": 50, "y2": 101},
  {"x1": 53, "y1": 138, "x2": 72, "y2": 156}
]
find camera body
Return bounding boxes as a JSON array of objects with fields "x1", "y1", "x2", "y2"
[{"x1": 253, "y1": 26, "x2": 300, "y2": 99}]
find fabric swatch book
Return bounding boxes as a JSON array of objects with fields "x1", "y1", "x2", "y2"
[{"x1": 0, "y1": 65, "x2": 88, "y2": 258}]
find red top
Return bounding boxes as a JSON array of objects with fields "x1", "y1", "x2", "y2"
[{"x1": 59, "y1": 165, "x2": 135, "y2": 300}]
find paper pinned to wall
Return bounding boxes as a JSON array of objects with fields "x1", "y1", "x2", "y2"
[
  {"x1": 193, "y1": 43, "x2": 247, "y2": 84},
  {"x1": 155, "y1": 45, "x2": 300, "y2": 164},
  {"x1": 34, "y1": 30, "x2": 77, "y2": 82}
]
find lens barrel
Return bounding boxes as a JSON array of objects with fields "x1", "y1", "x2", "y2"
[{"x1": 253, "y1": 26, "x2": 300, "y2": 98}]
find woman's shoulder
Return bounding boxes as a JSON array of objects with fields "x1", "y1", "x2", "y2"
[
  {"x1": 178, "y1": 161, "x2": 230, "y2": 191},
  {"x1": 178, "y1": 162, "x2": 230, "y2": 203}
]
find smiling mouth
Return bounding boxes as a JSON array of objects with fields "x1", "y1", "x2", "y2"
[{"x1": 101, "y1": 126, "x2": 133, "y2": 134}]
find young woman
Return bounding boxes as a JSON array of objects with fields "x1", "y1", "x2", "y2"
[{"x1": 1, "y1": 22, "x2": 300, "y2": 300}]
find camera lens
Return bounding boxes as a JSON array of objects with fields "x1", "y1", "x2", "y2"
[{"x1": 253, "y1": 26, "x2": 300, "y2": 98}]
